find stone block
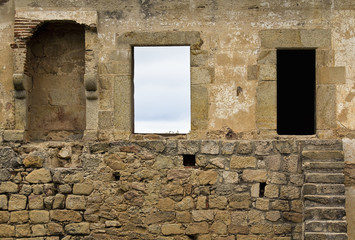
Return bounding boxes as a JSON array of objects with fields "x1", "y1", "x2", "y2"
[
  {"x1": 221, "y1": 141, "x2": 236, "y2": 155},
  {"x1": 259, "y1": 64, "x2": 276, "y2": 80},
  {"x1": 236, "y1": 141, "x2": 253, "y2": 154},
  {"x1": 264, "y1": 184, "x2": 279, "y2": 198},
  {"x1": 3, "y1": 130, "x2": 25, "y2": 142},
  {"x1": 29, "y1": 210, "x2": 50, "y2": 223},
  {"x1": 58, "y1": 184, "x2": 72, "y2": 194},
  {"x1": 209, "y1": 196, "x2": 228, "y2": 209},
  {"x1": 50, "y1": 210, "x2": 82, "y2": 222},
  {"x1": 113, "y1": 75, "x2": 133, "y2": 131},
  {"x1": 280, "y1": 186, "x2": 300, "y2": 199},
  {"x1": 32, "y1": 224, "x2": 47, "y2": 236},
  {"x1": 271, "y1": 200, "x2": 290, "y2": 211},
  {"x1": 242, "y1": 169, "x2": 267, "y2": 182},
  {"x1": 305, "y1": 173, "x2": 344, "y2": 184},
  {"x1": 198, "y1": 170, "x2": 218, "y2": 185},
  {"x1": 0, "y1": 195, "x2": 7, "y2": 210},
  {"x1": 223, "y1": 171, "x2": 239, "y2": 184},
  {"x1": 25, "y1": 168, "x2": 52, "y2": 183},
  {"x1": 8, "y1": 194, "x2": 27, "y2": 211},
  {"x1": 211, "y1": 221, "x2": 227, "y2": 234},
  {"x1": 255, "y1": 198, "x2": 269, "y2": 210},
  {"x1": 161, "y1": 224, "x2": 184, "y2": 235},
  {"x1": 66, "y1": 195, "x2": 86, "y2": 210},
  {"x1": 0, "y1": 181, "x2": 18, "y2": 193},
  {"x1": 317, "y1": 85, "x2": 337, "y2": 129},
  {"x1": 15, "y1": 224, "x2": 31, "y2": 237},
  {"x1": 98, "y1": 110, "x2": 113, "y2": 129},
  {"x1": 0, "y1": 211, "x2": 10, "y2": 223},
  {"x1": 28, "y1": 194, "x2": 44, "y2": 209},
  {"x1": 258, "y1": 50, "x2": 276, "y2": 64},
  {"x1": 230, "y1": 193, "x2": 251, "y2": 209},
  {"x1": 0, "y1": 169, "x2": 11, "y2": 181},
  {"x1": 186, "y1": 222, "x2": 209, "y2": 235},
  {"x1": 157, "y1": 198, "x2": 175, "y2": 211},
  {"x1": 305, "y1": 208, "x2": 346, "y2": 220},
  {"x1": 201, "y1": 140, "x2": 219, "y2": 154},
  {"x1": 0, "y1": 224, "x2": 15, "y2": 237},
  {"x1": 176, "y1": 211, "x2": 191, "y2": 223},
  {"x1": 53, "y1": 194, "x2": 65, "y2": 209},
  {"x1": 247, "y1": 65, "x2": 259, "y2": 80},
  {"x1": 302, "y1": 150, "x2": 344, "y2": 160},
  {"x1": 192, "y1": 210, "x2": 214, "y2": 221},
  {"x1": 191, "y1": 85, "x2": 208, "y2": 130},
  {"x1": 191, "y1": 67, "x2": 213, "y2": 84},
  {"x1": 318, "y1": 67, "x2": 345, "y2": 85},
  {"x1": 207, "y1": 157, "x2": 225, "y2": 169},
  {"x1": 230, "y1": 156, "x2": 256, "y2": 169},
  {"x1": 177, "y1": 140, "x2": 200, "y2": 155},
  {"x1": 65, "y1": 222, "x2": 90, "y2": 235},
  {"x1": 266, "y1": 211, "x2": 280, "y2": 221},
  {"x1": 144, "y1": 211, "x2": 175, "y2": 225},
  {"x1": 175, "y1": 196, "x2": 194, "y2": 211},
  {"x1": 282, "y1": 154, "x2": 300, "y2": 173},
  {"x1": 10, "y1": 210, "x2": 28, "y2": 223},
  {"x1": 191, "y1": 50, "x2": 208, "y2": 67},
  {"x1": 23, "y1": 155, "x2": 44, "y2": 168},
  {"x1": 73, "y1": 183, "x2": 94, "y2": 195},
  {"x1": 256, "y1": 81, "x2": 276, "y2": 129},
  {"x1": 48, "y1": 222, "x2": 64, "y2": 235}
]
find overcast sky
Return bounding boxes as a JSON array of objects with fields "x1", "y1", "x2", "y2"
[{"x1": 134, "y1": 46, "x2": 190, "y2": 134}]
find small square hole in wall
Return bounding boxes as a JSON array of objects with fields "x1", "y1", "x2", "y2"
[
  {"x1": 133, "y1": 46, "x2": 191, "y2": 134},
  {"x1": 183, "y1": 155, "x2": 196, "y2": 167}
]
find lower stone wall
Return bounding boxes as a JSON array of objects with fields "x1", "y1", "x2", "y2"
[{"x1": 0, "y1": 139, "x2": 346, "y2": 240}]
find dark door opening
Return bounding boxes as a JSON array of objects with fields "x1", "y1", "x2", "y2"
[{"x1": 277, "y1": 50, "x2": 315, "y2": 135}]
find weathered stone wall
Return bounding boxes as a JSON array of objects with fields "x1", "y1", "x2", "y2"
[{"x1": 0, "y1": 139, "x2": 346, "y2": 239}]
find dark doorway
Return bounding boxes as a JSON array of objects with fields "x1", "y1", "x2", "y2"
[{"x1": 277, "y1": 50, "x2": 315, "y2": 135}]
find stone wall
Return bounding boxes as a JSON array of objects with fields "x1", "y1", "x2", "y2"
[{"x1": 0, "y1": 139, "x2": 346, "y2": 239}]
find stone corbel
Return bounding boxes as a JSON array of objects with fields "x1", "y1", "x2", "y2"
[
  {"x1": 84, "y1": 73, "x2": 98, "y2": 100},
  {"x1": 13, "y1": 73, "x2": 32, "y2": 99}
]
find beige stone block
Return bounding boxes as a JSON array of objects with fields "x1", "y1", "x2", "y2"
[
  {"x1": 0, "y1": 182, "x2": 18, "y2": 194},
  {"x1": 161, "y1": 223, "x2": 184, "y2": 235},
  {"x1": 223, "y1": 171, "x2": 239, "y2": 184},
  {"x1": 29, "y1": 210, "x2": 49, "y2": 223},
  {"x1": 210, "y1": 221, "x2": 227, "y2": 234},
  {"x1": 3, "y1": 130, "x2": 25, "y2": 141},
  {"x1": 186, "y1": 222, "x2": 209, "y2": 235},
  {"x1": 192, "y1": 210, "x2": 214, "y2": 222},
  {"x1": 86, "y1": 99, "x2": 98, "y2": 130},
  {"x1": 196, "y1": 196, "x2": 207, "y2": 209},
  {"x1": 280, "y1": 186, "x2": 300, "y2": 199},
  {"x1": 256, "y1": 198, "x2": 269, "y2": 210},
  {"x1": 8, "y1": 194, "x2": 27, "y2": 211},
  {"x1": 157, "y1": 198, "x2": 175, "y2": 211},
  {"x1": 176, "y1": 211, "x2": 191, "y2": 223},
  {"x1": 242, "y1": 169, "x2": 267, "y2": 182},
  {"x1": 260, "y1": 29, "x2": 331, "y2": 48},
  {"x1": 191, "y1": 67, "x2": 213, "y2": 85},
  {"x1": 316, "y1": 85, "x2": 337, "y2": 129},
  {"x1": 230, "y1": 156, "x2": 257, "y2": 169},
  {"x1": 266, "y1": 211, "x2": 281, "y2": 221},
  {"x1": 258, "y1": 50, "x2": 276, "y2": 65},
  {"x1": 316, "y1": 49, "x2": 334, "y2": 67},
  {"x1": 191, "y1": 50, "x2": 208, "y2": 67},
  {"x1": 50, "y1": 210, "x2": 82, "y2": 222},
  {"x1": 113, "y1": 75, "x2": 133, "y2": 131},
  {"x1": 98, "y1": 110, "x2": 113, "y2": 129},
  {"x1": 209, "y1": 196, "x2": 228, "y2": 209},
  {"x1": 32, "y1": 224, "x2": 47, "y2": 236},
  {"x1": 264, "y1": 184, "x2": 279, "y2": 198},
  {"x1": 28, "y1": 194, "x2": 44, "y2": 209},
  {"x1": 318, "y1": 67, "x2": 346, "y2": 84},
  {"x1": 0, "y1": 211, "x2": 10, "y2": 223},
  {"x1": 15, "y1": 224, "x2": 31, "y2": 237},
  {"x1": 53, "y1": 194, "x2": 65, "y2": 209},
  {"x1": 247, "y1": 65, "x2": 259, "y2": 80},
  {"x1": 259, "y1": 64, "x2": 276, "y2": 81},
  {"x1": 10, "y1": 211, "x2": 28, "y2": 223},
  {"x1": 23, "y1": 155, "x2": 44, "y2": 168},
  {"x1": 66, "y1": 195, "x2": 86, "y2": 210},
  {"x1": 25, "y1": 168, "x2": 52, "y2": 183},
  {"x1": 230, "y1": 192, "x2": 251, "y2": 210},
  {"x1": 65, "y1": 222, "x2": 90, "y2": 235},
  {"x1": 73, "y1": 183, "x2": 94, "y2": 195},
  {"x1": 198, "y1": 170, "x2": 218, "y2": 185},
  {"x1": 176, "y1": 196, "x2": 194, "y2": 211},
  {"x1": 48, "y1": 222, "x2": 64, "y2": 235},
  {"x1": 256, "y1": 81, "x2": 276, "y2": 129},
  {"x1": 191, "y1": 85, "x2": 208, "y2": 130},
  {"x1": 0, "y1": 224, "x2": 15, "y2": 237},
  {"x1": 271, "y1": 200, "x2": 290, "y2": 211}
]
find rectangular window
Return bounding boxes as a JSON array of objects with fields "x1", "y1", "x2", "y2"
[
  {"x1": 277, "y1": 50, "x2": 315, "y2": 135},
  {"x1": 133, "y1": 46, "x2": 191, "y2": 134}
]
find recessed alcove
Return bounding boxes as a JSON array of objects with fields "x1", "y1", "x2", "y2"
[{"x1": 26, "y1": 22, "x2": 86, "y2": 140}]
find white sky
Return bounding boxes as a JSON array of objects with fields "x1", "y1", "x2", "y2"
[{"x1": 134, "y1": 46, "x2": 191, "y2": 134}]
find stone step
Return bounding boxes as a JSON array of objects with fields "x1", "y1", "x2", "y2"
[
  {"x1": 303, "y1": 184, "x2": 345, "y2": 195},
  {"x1": 303, "y1": 162, "x2": 344, "y2": 171},
  {"x1": 305, "y1": 220, "x2": 347, "y2": 233},
  {"x1": 302, "y1": 150, "x2": 344, "y2": 161},
  {"x1": 304, "y1": 232, "x2": 347, "y2": 240},
  {"x1": 305, "y1": 173, "x2": 344, "y2": 184},
  {"x1": 304, "y1": 195, "x2": 345, "y2": 207},
  {"x1": 304, "y1": 207, "x2": 346, "y2": 221}
]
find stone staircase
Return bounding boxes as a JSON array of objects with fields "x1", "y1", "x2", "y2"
[{"x1": 302, "y1": 150, "x2": 348, "y2": 240}]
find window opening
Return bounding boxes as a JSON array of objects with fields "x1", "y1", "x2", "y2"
[
  {"x1": 183, "y1": 155, "x2": 196, "y2": 167},
  {"x1": 277, "y1": 50, "x2": 315, "y2": 135},
  {"x1": 133, "y1": 46, "x2": 190, "y2": 134},
  {"x1": 259, "y1": 182, "x2": 266, "y2": 197}
]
